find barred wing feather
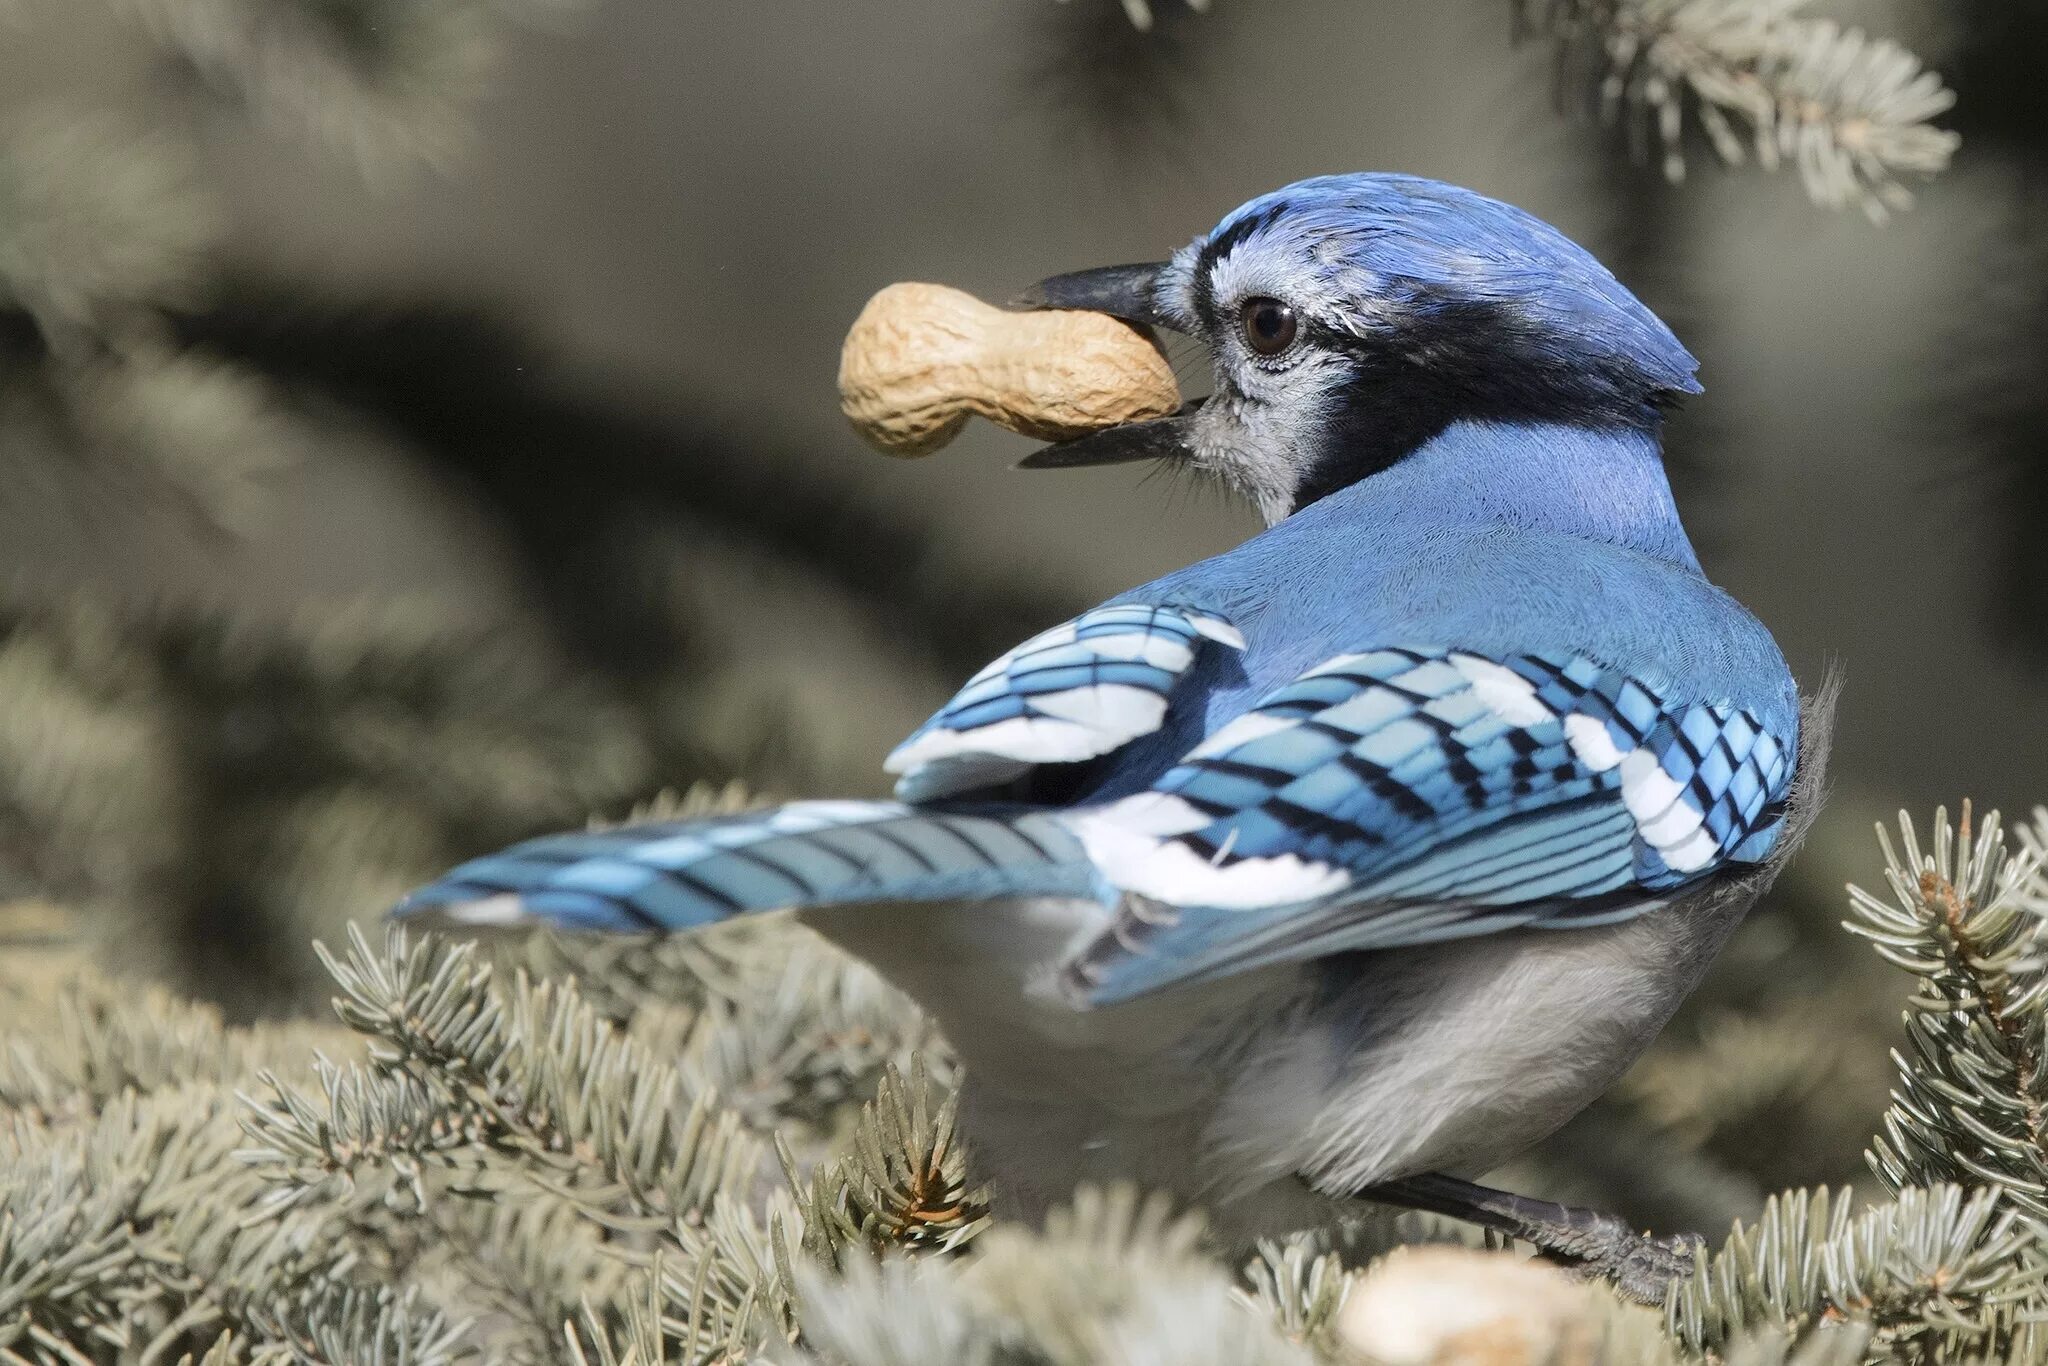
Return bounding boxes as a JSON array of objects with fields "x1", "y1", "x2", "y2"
[
  {"x1": 1061, "y1": 647, "x2": 1793, "y2": 1004},
  {"x1": 885, "y1": 603, "x2": 1243, "y2": 802}
]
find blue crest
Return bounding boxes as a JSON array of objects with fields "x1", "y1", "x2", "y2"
[{"x1": 1173, "y1": 173, "x2": 1701, "y2": 409}]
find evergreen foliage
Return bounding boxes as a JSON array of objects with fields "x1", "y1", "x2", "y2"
[
  {"x1": 1847, "y1": 805, "x2": 2048, "y2": 1215},
  {"x1": 1515, "y1": 0, "x2": 1958, "y2": 218},
  {"x1": 6, "y1": 805, "x2": 2048, "y2": 1362},
  {"x1": 1075, "y1": 0, "x2": 1960, "y2": 218},
  {"x1": 0, "y1": 1, "x2": 2013, "y2": 1362}
]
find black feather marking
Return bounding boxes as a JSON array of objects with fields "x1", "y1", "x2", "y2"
[
  {"x1": 645, "y1": 865, "x2": 746, "y2": 914},
  {"x1": 1335, "y1": 751, "x2": 1436, "y2": 822}
]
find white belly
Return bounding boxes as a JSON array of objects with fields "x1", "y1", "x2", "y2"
[
  {"x1": 806, "y1": 897, "x2": 1335, "y2": 1235},
  {"x1": 804, "y1": 888, "x2": 1744, "y2": 1246}
]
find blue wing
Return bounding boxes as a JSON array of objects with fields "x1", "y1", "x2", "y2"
[
  {"x1": 1060, "y1": 647, "x2": 1793, "y2": 1004},
  {"x1": 885, "y1": 602, "x2": 1243, "y2": 802}
]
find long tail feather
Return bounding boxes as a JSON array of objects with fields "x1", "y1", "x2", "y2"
[{"x1": 395, "y1": 800, "x2": 1094, "y2": 932}]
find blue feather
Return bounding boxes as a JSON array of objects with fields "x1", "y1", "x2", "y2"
[
  {"x1": 1059, "y1": 641, "x2": 1789, "y2": 1004},
  {"x1": 396, "y1": 802, "x2": 1096, "y2": 933}
]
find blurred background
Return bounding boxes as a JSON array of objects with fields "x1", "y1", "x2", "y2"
[{"x1": 0, "y1": 0, "x2": 2037, "y2": 1229}]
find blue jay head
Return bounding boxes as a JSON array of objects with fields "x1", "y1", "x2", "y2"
[{"x1": 1016, "y1": 174, "x2": 1701, "y2": 524}]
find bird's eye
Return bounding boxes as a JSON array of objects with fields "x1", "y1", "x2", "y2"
[{"x1": 1238, "y1": 297, "x2": 1298, "y2": 357}]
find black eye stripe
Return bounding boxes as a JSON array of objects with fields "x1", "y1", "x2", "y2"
[
  {"x1": 1192, "y1": 202, "x2": 1290, "y2": 324},
  {"x1": 1196, "y1": 203, "x2": 1289, "y2": 281}
]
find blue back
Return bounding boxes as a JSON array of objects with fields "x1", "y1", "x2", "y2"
[{"x1": 1089, "y1": 418, "x2": 1796, "y2": 805}]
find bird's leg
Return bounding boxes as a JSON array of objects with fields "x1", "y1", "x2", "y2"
[{"x1": 1361, "y1": 1172, "x2": 1703, "y2": 1305}]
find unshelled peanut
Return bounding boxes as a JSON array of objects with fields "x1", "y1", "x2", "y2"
[{"x1": 838, "y1": 282, "x2": 1181, "y2": 457}]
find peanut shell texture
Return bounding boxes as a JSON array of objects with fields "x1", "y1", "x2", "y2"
[{"x1": 837, "y1": 281, "x2": 1182, "y2": 457}]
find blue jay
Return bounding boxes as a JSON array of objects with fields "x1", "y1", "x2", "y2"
[{"x1": 400, "y1": 173, "x2": 1825, "y2": 1301}]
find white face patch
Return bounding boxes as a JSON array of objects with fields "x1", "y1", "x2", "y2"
[{"x1": 1168, "y1": 230, "x2": 1374, "y2": 525}]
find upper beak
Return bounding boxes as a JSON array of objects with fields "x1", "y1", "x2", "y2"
[
  {"x1": 1010, "y1": 262, "x2": 1175, "y2": 331},
  {"x1": 1011, "y1": 261, "x2": 1198, "y2": 469}
]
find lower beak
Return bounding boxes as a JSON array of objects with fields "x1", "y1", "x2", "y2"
[{"x1": 1016, "y1": 399, "x2": 1203, "y2": 469}]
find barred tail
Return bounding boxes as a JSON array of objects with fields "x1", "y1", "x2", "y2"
[{"x1": 394, "y1": 800, "x2": 1095, "y2": 933}]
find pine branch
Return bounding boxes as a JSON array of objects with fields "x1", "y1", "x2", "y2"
[{"x1": 1844, "y1": 804, "x2": 2048, "y2": 1217}]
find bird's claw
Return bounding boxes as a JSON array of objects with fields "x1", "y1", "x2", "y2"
[{"x1": 1551, "y1": 1223, "x2": 1705, "y2": 1305}]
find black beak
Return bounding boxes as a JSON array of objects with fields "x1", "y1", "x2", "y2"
[
  {"x1": 1016, "y1": 399, "x2": 1203, "y2": 470},
  {"x1": 1011, "y1": 261, "x2": 1193, "y2": 469},
  {"x1": 1010, "y1": 262, "x2": 1175, "y2": 331}
]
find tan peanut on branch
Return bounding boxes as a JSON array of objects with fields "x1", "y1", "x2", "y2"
[
  {"x1": 838, "y1": 282, "x2": 1181, "y2": 457},
  {"x1": 1334, "y1": 1247, "x2": 1600, "y2": 1366}
]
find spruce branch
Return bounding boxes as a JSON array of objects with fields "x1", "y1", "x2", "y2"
[
  {"x1": 237, "y1": 1058, "x2": 495, "y2": 1212},
  {"x1": 1844, "y1": 804, "x2": 2048, "y2": 1216},
  {"x1": 245, "y1": 1283, "x2": 469, "y2": 1366},
  {"x1": 1084, "y1": 0, "x2": 1956, "y2": 216},
  {"x1": 425, "y1": 1195, "x2": 630, "y2": 1365},
  {"x1": 1057, "y1": 0, "x2": 1208, "y2": 37},
  {"x1": 684, "y1": 935, "x2": 954, "y2": 1133},
  {"x1": 1669, "y1": 1184, "x2": 2048, "y2": 1359},
  {"x1": 107, "y1": 0, "x2": 594, "y2": 171},
  {"x1": 1236, "y1": 1234, "x2": 1349, "y2": 1350},
  {"x1": 0, "y1": 109, "x2": 220, "y2": 341},
  {"x1": 0, "y1": 962, "x2": 349, "y2": 1126},
  {"x1": 784, "y1": 1185, "x2": 1313, "y2": 1366},
  {"x1": 52, "y1": 344, "x2": 292, "y2": 539},
  {"x1": 780, "y1": 1057, "x2": 989, "y2": 1268},
  {"x1": 1621, "y1": 1006, "x2": 1842, "y2": 1150},
  {"x1": 252, "y1": 925, "x2": 763, "y2": 1231},
  {"x1": 567, "y1": 1251, "x2": 762, "y2": 1366},
  {"x1": 0, "y1": 596, "x2": 660, "y2": 1008},
  {"x1": 658, "y1": 1205, "x2": 791, "y2": 1363},
  {"x1": 1517, "y1": 0, "x2": 1958, "y2": 219},
  {"x1": 1, "y1": 1084, "x2": 386, "y2": 1365}
]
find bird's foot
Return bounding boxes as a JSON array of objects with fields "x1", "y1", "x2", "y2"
[
  {"x1": 1541, "y1": 1218, "x2": 1705, "y2": 1305},
  {"x1": 1361, "y1": 1172, "x2": 1705, "y2": 1307}
]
